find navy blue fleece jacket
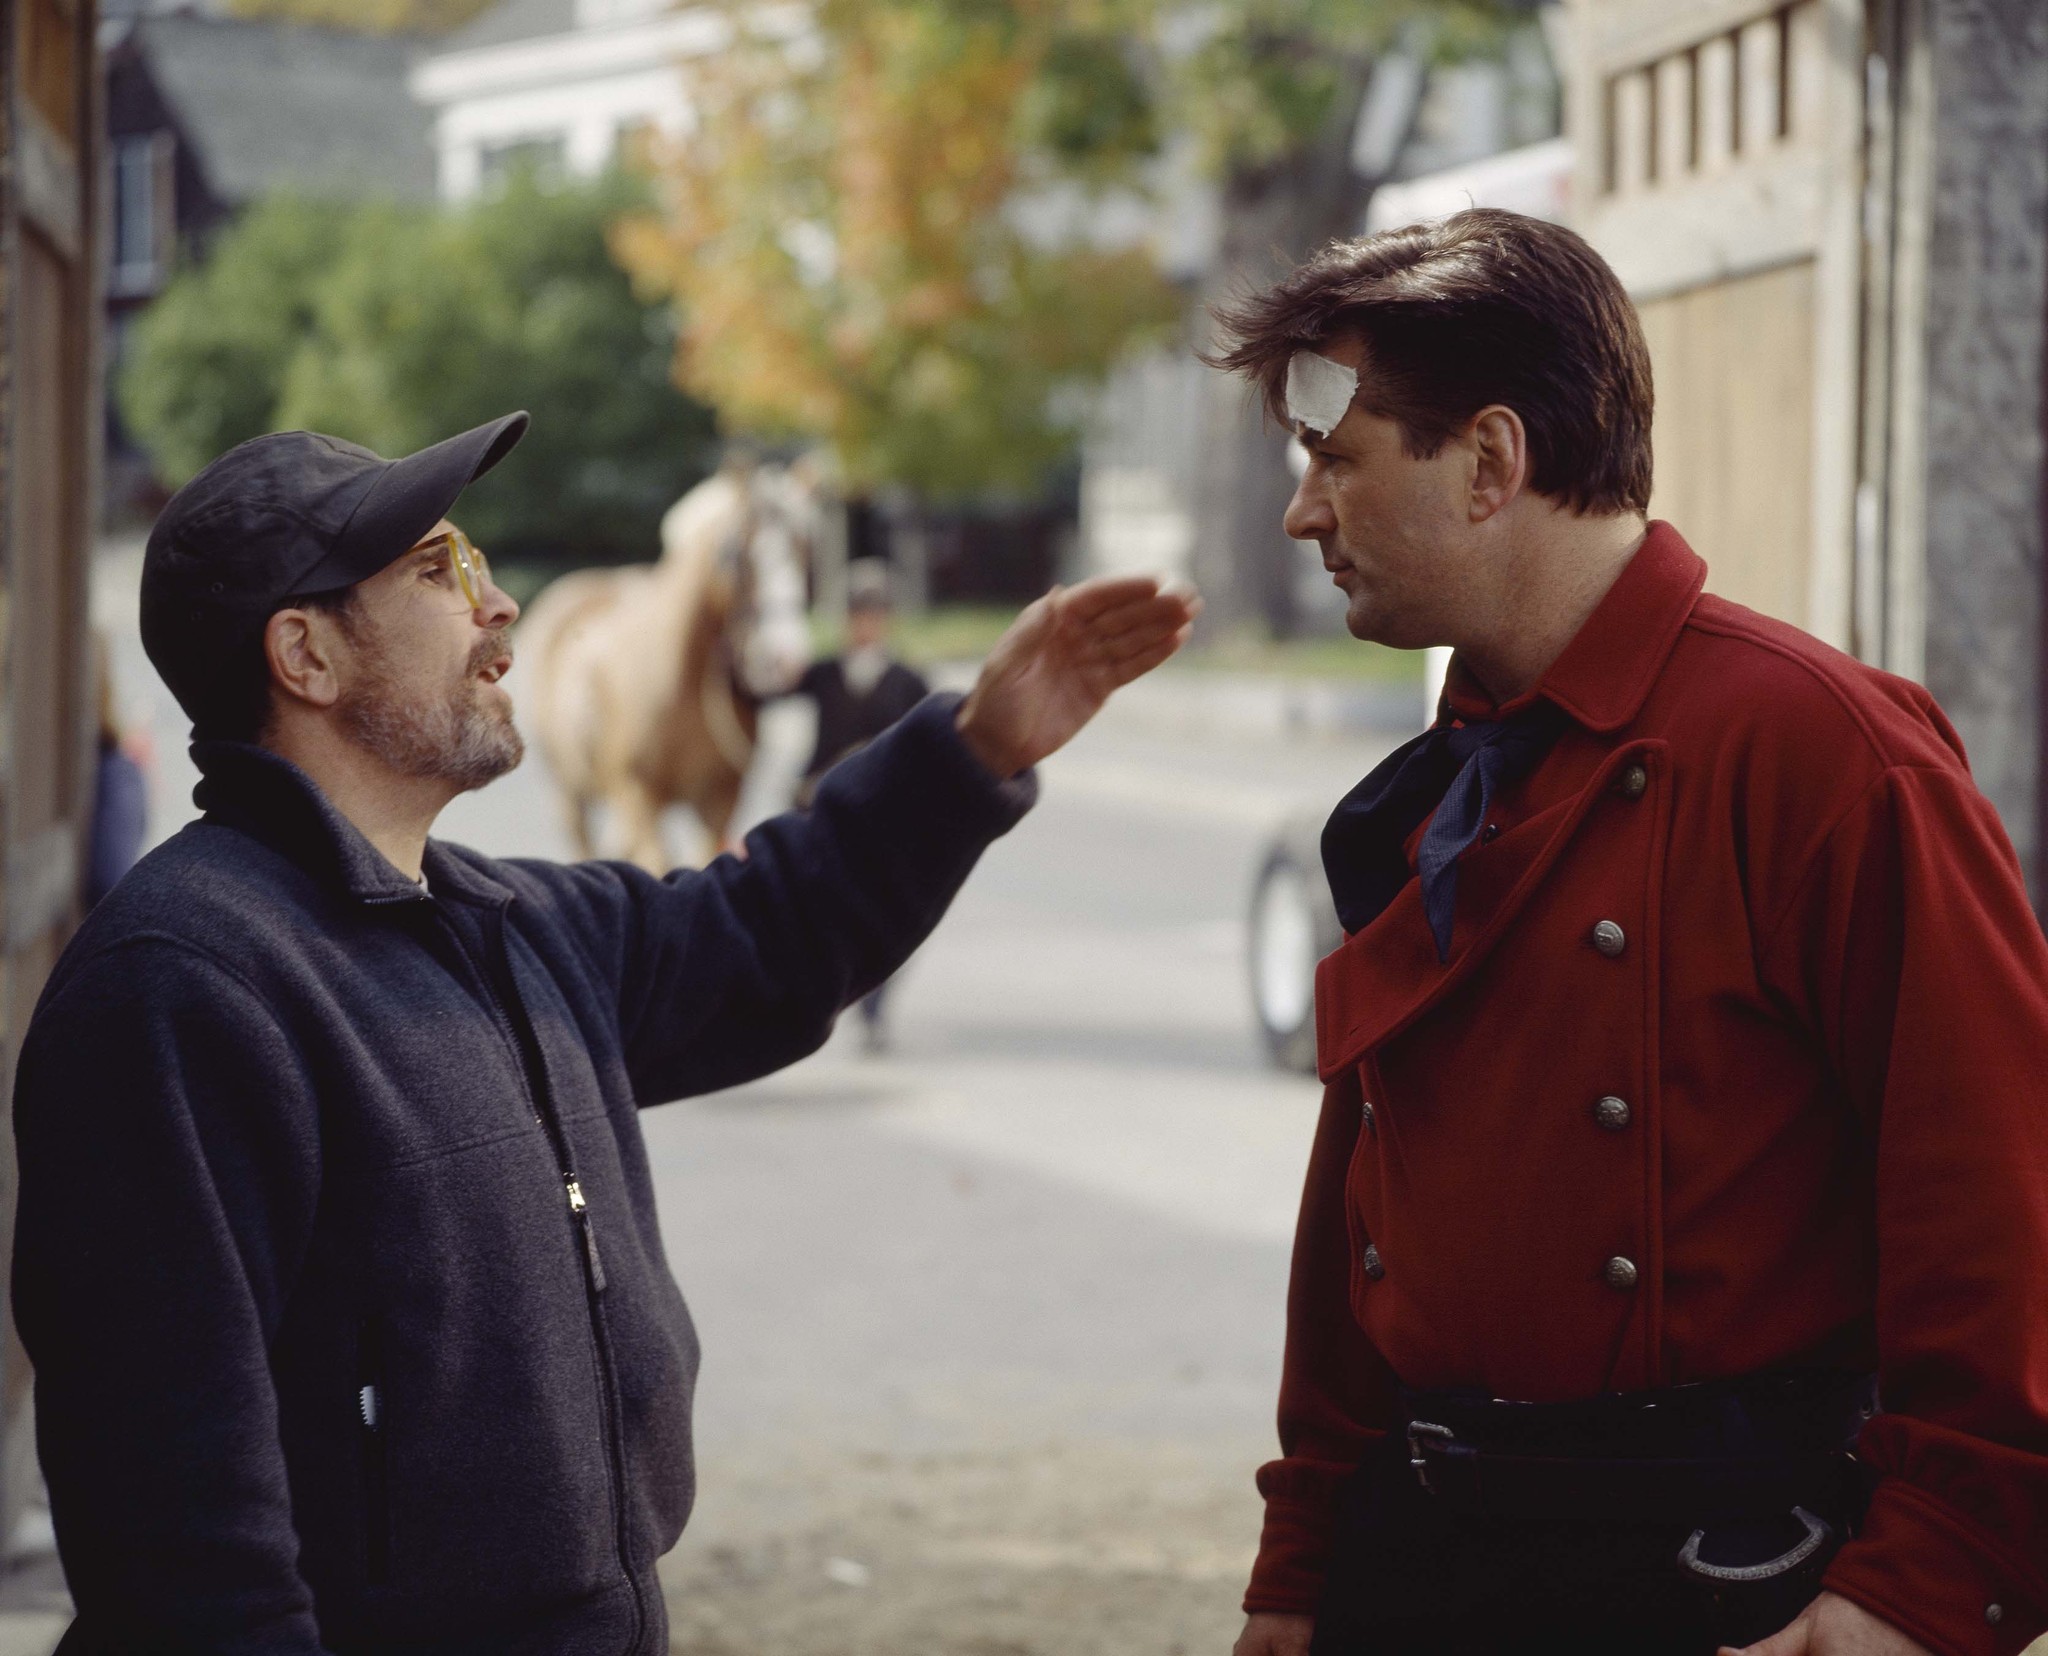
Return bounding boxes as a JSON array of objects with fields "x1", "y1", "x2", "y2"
[{"x1": 12, "y1": 694, "x2": 1033, "y2": 1655}]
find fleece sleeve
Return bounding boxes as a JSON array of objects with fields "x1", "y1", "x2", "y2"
[
  {"x1": 12, "y1": 937, "x2": 330, "y2": 1655},
  {"x1": 523, "y1": 692, "x2": 1035, "y2": 1106},
  {"x1": 1759, "y1": 765, "x2": 2048, "y2": 1656}
]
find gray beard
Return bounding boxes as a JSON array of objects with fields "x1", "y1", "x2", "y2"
[{"x1": 337, "y1": 652, "x2": 523, "y2": 793}]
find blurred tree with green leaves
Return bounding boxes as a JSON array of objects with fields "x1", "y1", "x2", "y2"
[
  {"x1": 611, "y1": 0, "x2": 1182, "y2": 502},
  {"x1": 1170, "y1": 0, "x2": 1509, "y2": 182},
  {"x1": 120, "y1": 172, "x2": 719, "y2": 561},
  {"x1": 117, "y1": 196, "x2": 352, "y2": 490},
  {"x1": 1165, "y1": 0, "x2": 1519, "y2": 634},
  {"x1": 617, "y1": 0, "x2": 1519, "y2": 619}
]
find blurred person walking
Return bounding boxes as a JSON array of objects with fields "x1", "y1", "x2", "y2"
[
  {"x1": 1211, "y1": 211, "x2": 2048, "y2": 1656},
  {"x1": 83, "y1": 630, "x2": 150, "y2": 908},
  {"x1": 793, "y1": 557, "x2": 930, "y2": 1050},
  {"x1": 10, "y1": 414, "x2": 1195, "y2": 1656},
  {"x1": 795, "y1": 558, "x2": 931, "y2": 803}
]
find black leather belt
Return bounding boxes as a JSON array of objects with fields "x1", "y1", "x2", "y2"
[{"x1": 1397, "y1": 1368, "x2": 1879, "y2": 1527}]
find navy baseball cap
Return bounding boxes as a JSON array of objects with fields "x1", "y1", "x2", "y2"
[{"x1": 141, "y1": 413, "x2": 527, "y2": 728}]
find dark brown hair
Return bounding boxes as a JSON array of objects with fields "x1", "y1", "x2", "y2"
[{"x1": 1206, "y1": 208, "x2": 1654, "y2": 515}]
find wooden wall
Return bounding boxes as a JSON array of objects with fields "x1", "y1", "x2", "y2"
[
  {"x1": 1637, "y1": 260, "x2": 1818, "y2": 626},
  {"x1": 1572, "y1": 0, "x2": 2048, "y2": 899},
  {"x1": 1, "y1": 0, "x2": 101, "y2": 1547},
  {"x1": 1567, "y1": 0, "x2": 1865, "y2": 651}
]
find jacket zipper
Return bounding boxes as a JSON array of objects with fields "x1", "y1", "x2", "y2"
[
  {"x1": 445, "y1": 903, "x2": 640, "y2": 1644},
  {"x1": 565, "y1": 1177, "x2": 607, "y2": 1293},
  {"x1": 358, "y1": 1317, "x2": 390, "y2": 1586}
]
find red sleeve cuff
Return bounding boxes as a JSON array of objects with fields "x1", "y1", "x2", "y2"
[
  {"x1": 1243, "y1": 1495, "x2": 1329, "y2": 1615},
  {"x1": 1825, "y1": 1480, "x2": 2048, "y2": 1656},
  {"x1": 1241, "y1": 1448, "x2": 1378, "y2": 1616}
]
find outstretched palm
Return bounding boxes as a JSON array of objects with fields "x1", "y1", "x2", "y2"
[{"x1": 955, "y1": 576, "x2": 1200, "y2": 778}]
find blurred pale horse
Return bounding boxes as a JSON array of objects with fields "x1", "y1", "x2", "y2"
[{"x1": 518, "y1": 459, "x2": 819, "y2": 871}]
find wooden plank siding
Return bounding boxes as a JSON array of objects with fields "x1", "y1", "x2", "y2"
[
  {"x1": 1570, "y1": 0, "x2": 2048, "y2": 903},
  {"x1": 1569, "y1": 0, "x2": 1862, "y2": 647},
  {"x1": 1, "y1": 0, "x2": 101, "y2": 1547}
]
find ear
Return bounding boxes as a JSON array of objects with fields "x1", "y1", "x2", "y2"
[
  {"x1": 1467, "y1": 405, "x2": 1529, "y2": 523},
  {"x1": 264, "y1": 607, "x2": 347, "y2": 715}
]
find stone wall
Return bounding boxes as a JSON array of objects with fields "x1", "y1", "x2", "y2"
[{"x1": 1916, "y1": 0, "x2": 2048, "y2": 895}]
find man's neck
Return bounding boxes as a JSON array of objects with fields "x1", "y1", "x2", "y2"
[
  {"x1": 261, "y1": 723, "x2": 452, "y2": 882},
  {"x1": 1454, "y1": 513, "x2": 1649, "y2": 708}
]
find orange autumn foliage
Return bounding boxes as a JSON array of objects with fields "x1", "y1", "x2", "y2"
[{"x1": 613, "y1": 0, "x2": 1178, "y2": 497}]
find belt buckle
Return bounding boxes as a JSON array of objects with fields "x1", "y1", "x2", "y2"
[{"x1": 1406, "y1": 1420, "x2": 1457, "y2": 1493}]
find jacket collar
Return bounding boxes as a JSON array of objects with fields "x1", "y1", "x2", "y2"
[
  {"x1": 1443, "y1": 520, "x2": 1706, "y2": 734},
  {"x1": 190, "y1": 739, "x2": 515, "y2": 908}
]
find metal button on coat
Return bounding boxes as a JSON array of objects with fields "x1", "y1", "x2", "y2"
[
  {"x1": 1360, "y1": 1100, "x2": 1376, "y2": 1133},
  {"x1": 1592, "y1": 920, "x2": 1627, "y2": 957},
  {"x1": 1985, "y1": 1605, "x2": 2004, "y2": 1628},
  {"x1": 1594, "y1": 1095, "x2": 1632, "y2": 1131},
  {"x1": 1362, "y1": 1243, "x2": 1385, "y2": 1281},
  {"x1": 1603, "y1": 1255, "x2": 1639, "y2": 1291},
  {"x1": 1619, "y1": 763, "x2": 1649, "y2": 800}
]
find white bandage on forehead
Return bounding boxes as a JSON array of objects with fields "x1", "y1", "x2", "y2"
[{"x1": 1285, "y1": 350, "x2": 1359, "y2": 439}]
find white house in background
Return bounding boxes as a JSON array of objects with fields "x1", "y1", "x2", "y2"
[
  {"x1": 410, "y1": 0, "x2": 724, "y2": 201},
  {"x1": 1362, "y1": 135, "x2": 1572, "y2": 234}
]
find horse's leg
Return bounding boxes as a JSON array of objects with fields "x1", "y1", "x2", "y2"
[
  {"x1": 697, "y1": 768, "x2": 746, "y2": 859},
  {"x1": 611, "y1": 782, "x2": 668, "y2": 876},
  {"x1": 560, "y1": 788, "x2": 597, "y2": 861}
]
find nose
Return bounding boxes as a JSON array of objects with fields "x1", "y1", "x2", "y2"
[
  {"x1": 1283, "y1": 474, "x2": 1333, "y2": 544},
  {"x1": 475, "y1": 572, "x2": 518, "y2": 630}
]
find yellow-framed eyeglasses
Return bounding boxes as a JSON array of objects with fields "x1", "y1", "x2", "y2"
[{"x1": 414, "y1": 527, "x2": 493, "y2": 611}]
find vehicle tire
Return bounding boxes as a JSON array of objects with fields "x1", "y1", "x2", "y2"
[{"x1": 1248, "y1": 833, "x2": 1343, "y2": 1074}]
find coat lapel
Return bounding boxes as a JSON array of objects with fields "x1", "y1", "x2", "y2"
[{"x1": 1315, "y1": 738, "x2": 1669, "y2": 1079}]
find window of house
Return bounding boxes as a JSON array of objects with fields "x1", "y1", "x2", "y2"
[
  {"x1": 110, "y1": 132, "x2": 173, "y2": 297},
  {"x1": 478, "y1": 134, "x2": 568, "y2": 193}
]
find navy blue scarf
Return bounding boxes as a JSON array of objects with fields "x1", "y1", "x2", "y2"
[{"x1": 1321, "y1": 698, "x2": 1569, "y2": 961}]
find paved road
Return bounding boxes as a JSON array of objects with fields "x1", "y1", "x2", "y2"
[
  {"x1": 635, "y1": 708, "x2": 1381, "y2": 1655},
  {"x1": 11, "y1": 544, "x2": 1394, "y2": 1654}
]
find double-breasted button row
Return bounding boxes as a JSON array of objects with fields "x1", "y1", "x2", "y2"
[
  {"x1": 1358, "y1": 1101, "x2": 1380, "y2": 1282},
  {"x1": 1589, "y1": 780, "x2": 1642, "y2": 1290},
  {"x1": 1588, "y1": 779, "x2": 1648, "y2": 973},
  {"x1": 1593, "y1": 1095, "x2": 1632, "y2": 1131}
]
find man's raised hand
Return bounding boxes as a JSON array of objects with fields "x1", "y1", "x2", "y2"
[{"x1": 954, "y1": 575, "x2": 1200, "y2": 779}]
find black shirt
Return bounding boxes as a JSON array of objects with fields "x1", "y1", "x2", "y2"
[{"x1": 797, "y1": 654, "x2": 931, "y2": 784}]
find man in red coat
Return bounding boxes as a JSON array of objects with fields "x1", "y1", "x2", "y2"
[{"x1": 1212, "y1": 209, "x2": 2048, "y2": 1656}]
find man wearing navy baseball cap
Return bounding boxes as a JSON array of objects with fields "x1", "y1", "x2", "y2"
[{"x1": 12, "y1": 416, "x2": 1197, "y2": 1654}]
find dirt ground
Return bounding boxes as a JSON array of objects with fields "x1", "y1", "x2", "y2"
[{"x1": 661, "y1": 1439, "x2": 1265, "y2": 1656}]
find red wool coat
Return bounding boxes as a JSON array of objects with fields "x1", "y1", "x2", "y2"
[{"x1": 1246, "y1": 524, "x2": 2048, "y2": 1656}]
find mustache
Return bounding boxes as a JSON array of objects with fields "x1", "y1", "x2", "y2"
[{"x1": 467, "y1": 639, "x2": 512, "y2": 675}]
